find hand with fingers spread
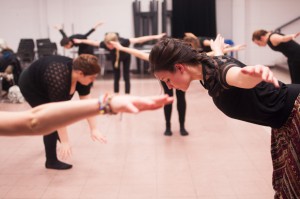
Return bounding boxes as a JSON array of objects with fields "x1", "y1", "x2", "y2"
[
  {"x1": 58, "y1": 142, "x2": 72, "y2": 160},
  {"x1": 210, "y1": 34, "x2": 226, "y2": 56},
  {"x1": 90, "y1": 129, "x2": 107, "y2": 143},
  {"x1": 241, "y1": 65, "x2": 279, "y2": 87},
  {"x1": 110, "y1": 94, "x2": 174, "y2": 113}
]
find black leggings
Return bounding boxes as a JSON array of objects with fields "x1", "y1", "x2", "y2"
[
  {"x1": 161, "y1": 81, "x2": 186, "y2": 128},
  {"x1": 112, "y1": 56, "x2": 131, "y2": 94},
  {"x1": 288, "y1": 59, "x2": 300, "y2": 84}
]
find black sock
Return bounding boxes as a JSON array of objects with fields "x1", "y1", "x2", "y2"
[
  {"x1": 180, "y1": 127, "x2": 189, "y2": 136},
  {"x1": 164, "y1": 122, "x2": 172, "y2": 136}
]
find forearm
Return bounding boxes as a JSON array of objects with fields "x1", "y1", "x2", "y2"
[
  {"x1": 226, "y1": 66, "x2": 263, "y2": 89},
  {"x1": 57, "y1": 127, "x2": 69, "y2": 144},
  {"x1": 120, "y1": 46, "x2": 149, "y2": 61},
  {"x1": 59, "y1": 29, "x2": 68, "y2": 38},
  {"x1": 0, "y1": 99, "x2": 100, "y2": 136},
  {"x1": 80, "y1": 39, "x2": 100, "y2": 47},
  {"x1": 282, "y1": 34, "x2": 296, "y2": 42},
  {"x1": 85, "y1": 28, "x2": 96, "y2": 37},
  {"x1": 130, "y1": 35, "x2": 159, "y2": 44}
]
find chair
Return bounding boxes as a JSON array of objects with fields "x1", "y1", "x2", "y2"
[
  {"x1": 36, "y1": 38, "x2": 57, "y2": 58},
  {"x1": 17, "y1": 39, "x2": 35, "y2": 67}
]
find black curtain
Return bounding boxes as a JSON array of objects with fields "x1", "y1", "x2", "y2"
[{"x1": 171, "y1": 0, "x2": 216, "y2": 38}]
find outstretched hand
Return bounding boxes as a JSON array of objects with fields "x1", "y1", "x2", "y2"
[
  {"x1": 210, "y1": 34, "x2": 225, "y2": 56},
  {"x1": 293, "y1": 32, "x2": 300, "y2": 39},
  {"x1": 110, "y1": 94, "x2": 174, "y2": 113},
  {"x1": 53, "y1": 24, "x2": 63, "y2": 30},
  {"x1": 155, "y1": 33, "x2": 167, "y2": 40},
  {"x1": 109, "y1": 41, "x2": 123, "y2": 50},
  {"x1": 94, "y1": 21, "x2": 104, "y2": 29},
  {"x1": 73, "y1": 38, "x2": 82, "y2": 44},
  {"x1": 241, "y1": 65, "x2": 280, "y2": 87}
]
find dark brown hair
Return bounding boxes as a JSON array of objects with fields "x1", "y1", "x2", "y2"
[
  {"x1": 73, "y1": 54, "x2": 101, "y2": 75},
  {"x1": 252, "y1": 29, "x2": 268, "y2": 41},
  {"x1": 149, "y1": 37, "x2": 208, "y2": 73}
]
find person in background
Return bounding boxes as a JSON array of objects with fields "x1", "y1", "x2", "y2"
[
  {"x1": 54, "y1": 21, "x2": 104, "y2": 55},
  {"x1": 109, "y1": 39, "x2": 189, "y2": 136},
  {"x1": 0, "y1": 40, "x2": 22, "y2": 94},
  {"x1": 183, "y1": 32, "x2": 246, "y2": 56},
  {"x1": 252, "y1": 29, "x2": 300, "y2": 83},
  {"x1": 18, "y1": 54, "x2": 103, "y2": 170},
  {"x1": 73, "y1": 33, "x2": 165, "y2": 94}
]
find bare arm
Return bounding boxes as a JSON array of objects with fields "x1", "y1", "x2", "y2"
[
  {"x1": 54, "y1": 24, "x2": 68, "y2": 38},
  {"x1": 110, "y1": 41, "x2": 149, "y2": 61},
  {"x1": 0, "y1": 95, "x2": 173, "y2": 136},
  {"x1": 270, "y1": 32, "x2": 300, "y2": 46},
  {"x1": 79, "y1": 94, "x2": 106, "y2": 143},
  {"x1": 129, "y1": 33, "x2": 166, "y2": 44},
  {"x1": 73, "y1": 39, "x2": 100, "y2": 47},
  {"x1": 226, "y1": 65, "x2": 279, "y2": 89}
]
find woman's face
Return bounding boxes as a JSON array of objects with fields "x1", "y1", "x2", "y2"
[
  {"x1": 154, "y1": 65, "x2": 191, "y2": 91},
  {"x1": 253, "y1": 39, "x2": 267, "y2": 47}
]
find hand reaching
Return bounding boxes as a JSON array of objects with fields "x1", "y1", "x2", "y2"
[
  {"x1": 155, "y1": 33, "x2": 167, "y2": 40},
  {"x1": 73, "y1": 38, "x2": 82, "y2": 44},
  {"x1": 241, "y1": 65, "x2": 279, "y2": 87},
  {"x1": 54, "y1": 24, "x2": 63, "y2": 30},
  {"x1": 90, "y1": 129, "x2": 107, "y2": 143},
  {"x1": 58, "y1": 142, "x2": 72, "y2": 160},
  {"x1": 109, "y1": 41, "x2": 123, "y2": 50},
  {"x1": 293, "y1": 32, "x2": 300, "y2": 39},
  {"x1": 94, "y1": 21, "x2": 104, "y2": 29},
  {"x1": 210, "y1": 34, "x2": 225, "y2": 56},
  {"x1": 110, "y1": 94, "x2": 174, "y2": 113}
]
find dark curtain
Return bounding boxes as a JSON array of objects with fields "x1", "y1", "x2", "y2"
[{"x1": 171, "y1": 0, "x2": 216, "y2": 38}]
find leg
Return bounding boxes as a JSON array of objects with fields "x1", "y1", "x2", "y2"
[
  {"x1": 288, "y1": 60, "x2": 300, "y2": 84},
  {"x1": 122, "y1": 56, "x2": 131, "y2": 94},
  {"x1": 162, "y1": 81, "x2": 173, "y2": 136},
  {"x1": 271, "y1": 96, "x2": 300, "y2": 198},
  {"x1": 112, "y1": 61, "x2": 121, "y2": 93},
  {"x1": 43, "y1": 131, "x2": 72, "y2": 170},
  {"x1": 176, "y1": 89, "x2": 189, "y2": 136}
]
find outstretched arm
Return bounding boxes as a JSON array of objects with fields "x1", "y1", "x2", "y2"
[
  {"x1": 223, "y1": 44, "x2": 246, "y2": 54},
  {"x1": 226, "y1": 65, "x2": 279, "y2": 89},
  {"x1": 54, "y1": 24, "x2": 68, "y2": 38},
  {"x1": 110, "y1": 41, "x2": 150, "y2": 61},
  {"x1": 270, "y1": 32, "x2": 300, "y2": 46},
  {"x1": 0, "y1": 95, "x2": 173, "y2": 136},
  {"x1": 73, "y1": 38, "x2": 100, "y2": 47},
  {"x1": 129, "y1": 33, "x2": 166, "y2": 44},
  {"x1": 84, "y1": 21, "x2": 104, "y2": 37}
]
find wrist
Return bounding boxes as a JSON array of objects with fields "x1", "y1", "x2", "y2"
[{"x1": 98, "y1": 93, "x2": 117, "y2": 115}]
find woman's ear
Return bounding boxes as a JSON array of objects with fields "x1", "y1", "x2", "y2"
[{"x1": 174, "y1": 64, "x2": 185, "y2": 73}]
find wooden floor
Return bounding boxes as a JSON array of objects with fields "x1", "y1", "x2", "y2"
[{"x1": 0, "y1": 67, "x2": 290, "y2": 199}]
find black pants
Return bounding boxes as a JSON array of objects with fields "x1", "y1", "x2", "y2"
[
  {"x1": 288, "y1": 59, "x2": 300, "y2": 84},
  {"x1": 112, "y1": 56, "x2": 131, "y2": 94},
  {"x1": 161, "y1": 81, "x2": 186, "y2": 128}
]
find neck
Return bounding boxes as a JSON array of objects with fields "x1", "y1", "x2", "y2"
[{"x1": 189, "y1": 64, "x2": 203, "y2": 81}]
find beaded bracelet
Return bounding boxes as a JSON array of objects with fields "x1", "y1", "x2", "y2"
[{"x1": 98, "y1": 93, "x2": 116, "y2": 115}]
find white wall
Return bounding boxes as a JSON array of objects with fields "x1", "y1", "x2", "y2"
[
  {"x1": 243, "y1": 0, "x2": 300, "y2": 65},
  {"x1": 0, "y1": 0, "x2": 299, "y2": 66}
]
